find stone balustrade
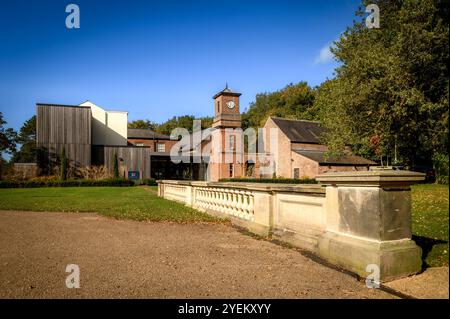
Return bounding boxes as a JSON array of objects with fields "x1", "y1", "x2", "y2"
[
  {"x1": 158, "y1": 170, "x2": 425, "y2": 282},
  {"x1": 194, "y1": 187, "x2": 255, "y2": 221}
]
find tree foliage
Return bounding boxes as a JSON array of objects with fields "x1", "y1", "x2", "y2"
[
  {"x1": 128, "y1": 119, "x2": 157, "y2": 130},
  {"x1": 0, "y1": 113, "x2": 17, "y2": 179},
  {"x1": 242, "y1": 82, "x2": 317, "y2": 129},
  {"x1": 0, "y1": 112, "x2": 17, "y2": 159},
  {"x1": 12, "y1": 116, "x2": 36, "y2": 163},
  {"x1": 315, "y1": 0, "x2": 449, "y2": 168},
  {"x1": 155, "y1": 115, "x2": 213, "y2": 135}
]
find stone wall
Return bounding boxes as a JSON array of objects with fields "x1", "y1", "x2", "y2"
[
  {"x1": 13, "y1": 163, "x2": 39, "y2": 179},
  {"x1": 158, "y1": 170, "x2": 425, "y2": 282}
]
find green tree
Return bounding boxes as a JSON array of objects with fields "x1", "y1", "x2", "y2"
[
  {"x1": 128, "y1": 119, "x2": 157, "y2": 130},
  {"x1": 60, "y1": 147, "x2": 68, "y2": 181},
  {"x1": 12, "y1": 116, "x2": 36, "y2": 163},
  {"x1": 242, "y1": 82, "x2": 317, "y2": 129},
  {"x1": 316, "y1": 0, "x2": 449, "y2": 170},
  {"x1": 156, "y1": 115, "x2": 213, "y2": 135},
  {"x1": 113, "y1": 153, "x2": 119, "y2": 178},
  {"x1": 0, "y1": 113, "x2": 17, "y2": 158},
  {"x1": 0, "y1": 113, "x2": 17, "y2": 179}
]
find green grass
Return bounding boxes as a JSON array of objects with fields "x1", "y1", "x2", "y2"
[
  {"x1": 411, "y1": 184, "x2": 449, "y2": 268},
  {"x1": 0, "y1": 187, "x2": 222, "y2": 223}
]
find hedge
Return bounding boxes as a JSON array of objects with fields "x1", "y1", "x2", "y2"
[
  {"x1": 0, "y1": 178, "x2": 135, "y2": 188},
  {"x1": 133, "y1": 178, "x2": 158, "y2": 186},
  {"x1": 141, "y1": 178, "x2": 157, "y2": 186},
  {"x1": 219, "y1": 177, "x2": 318, "y2": 184}
]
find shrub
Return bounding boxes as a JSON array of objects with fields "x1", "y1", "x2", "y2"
[
  {"x1": 29, "y1": 175, "x2": 59, "y2": 182},
  {"x1": 78, "y1": 165, "x2": 112, "y2": 180},
  {"x1": 219, "y1": 177, "x2": 318, "y2": 184},
  {"x1": 433, "y1": 153, "x2": 449, "y2": 185},
  {"x1": 0, "y1": 178, "x2": 135, "y2": 188},
  {"x1": 141, "y1": 178, "x2": 157, "y2": 186}
]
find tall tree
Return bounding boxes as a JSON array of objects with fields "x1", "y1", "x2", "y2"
[
  {"x1": 156, "y1": 115, "x2": 213, "y2": 135},
  {"x1": 128, "y1": 119, "x2": 157, "y2": 130},
  {"x1": 12, "y1": 116, "x2": 36, "y2": 163},
  {"x1": 0, "y1": 113, "x2": 16, "y2": 158},
  {"x1": 316, "y1": 0, "x2": 449, "y2": 169},
  {"x1": 0, "y1": 113, "x2": 17, "y2": 179},
  {"x1": 242, "y1": 82, "x2": 317, "y2": 129}
]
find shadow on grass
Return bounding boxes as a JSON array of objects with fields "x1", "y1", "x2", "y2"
[{"x1": 412, "y1": 235, "x2": 447, "y2": 270}]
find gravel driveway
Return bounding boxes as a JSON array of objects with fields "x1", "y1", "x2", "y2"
[{"x1": 0, "y1": 210, "x2": 394, "y2": 298}]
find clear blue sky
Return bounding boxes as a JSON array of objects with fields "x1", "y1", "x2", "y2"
[{"x1": 0, "y1": 0, "x2": 361, "y2": 131}]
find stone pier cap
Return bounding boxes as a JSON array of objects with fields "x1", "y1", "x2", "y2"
[
  {"x1": 157, "y1": 179, "x2": 325, "y2": 195},
  {"x1": 316, "y1": 170, "x2": 425, "y2": 187}
]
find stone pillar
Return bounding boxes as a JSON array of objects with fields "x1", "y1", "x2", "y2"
[
  {"x1": 185, "y1": 185, "x2": 193, "y2": 207},
  {"x1": 249, "y1": 191, "x2": 273, "y2": 236},
  {"x1": 157, "y1": 180, "x2": 163, "y2": 197},
  {"x1": 316, "y1": 170, "x2": 425, "y2": 282}
]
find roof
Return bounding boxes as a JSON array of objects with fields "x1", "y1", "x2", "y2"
[
  {"x1": 213, "y1": 84, "x2": 241, "y2": 99},
  {"x1": 270, "y1": 117, "x2": 326, "y2": 144},
  {"x1": 36, "y1": 103, "x2": 91, "y2": 109},
  {"x1": 127, "y1": 128, "x2": 171, "y2": 140},
  {"x1": 79, "y1": 100, "x2": 128, "y2": 113},
  {"x1": 293, "y1": 149, "x2": 376, "y2": 166}
]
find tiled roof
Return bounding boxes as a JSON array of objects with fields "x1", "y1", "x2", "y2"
[
  {"x1": 213, "y1": 84, "x2": 241, "y2": 99},
  {"x1": 127, "y1": 128, "x2": 171, "y2": 140},
  {"x1": 270, "y1": 117, "x2": 326, "y2": 144},
  {"x1": 293, "y1": 149, "x2": 376, "y2": 165}
]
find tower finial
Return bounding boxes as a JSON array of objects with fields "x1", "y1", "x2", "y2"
[{"x1": 225, "y1": 82, "x2": 228, "y2": 89}]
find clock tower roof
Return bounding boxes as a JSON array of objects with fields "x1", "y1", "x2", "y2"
[{"x1": 212, "y1": 83, "x2": 241, "y2": 99}]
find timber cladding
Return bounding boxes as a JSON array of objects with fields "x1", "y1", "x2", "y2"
[
  {"x1": 36, "y1": 104, "x2": 92, "y2": 169},
  {"x1": 92, "y1": 145, "x2": 152, "y2": 179}
]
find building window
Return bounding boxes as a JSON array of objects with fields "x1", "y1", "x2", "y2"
[
  {"x1": 217, "y1": 101, "x2": 220, "y2": 113},
  {"x1": 293, "y1": 168, "x2": 299, "y2": 179},
  {"x1": 156, "y1": 143, "x2": 165, "y2": 152},
  {"x1": 229, "y1": 164, "x2": 234, "y2": 177},
  {"x1": 135, "y1": 143, "x2": 144, "y2": 147}
]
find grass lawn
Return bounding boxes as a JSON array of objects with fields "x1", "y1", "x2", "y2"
[
  {"x1": 0, "y1": 186, "x2": 222, "y2": 223},
  {"x1": 411, "y1": 184, "x2": 449, "y2": 268}
]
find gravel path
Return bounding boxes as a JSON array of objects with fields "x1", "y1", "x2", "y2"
[{"x1": 0, "y1": 210, "x2": 394, "y2": 298}]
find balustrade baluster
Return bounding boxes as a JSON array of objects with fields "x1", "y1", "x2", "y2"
[
  {"x1": 236, "y1": 191, "x2": 243, "y2": 218},
  {"x1": 241, "y1": 192, "x2": 249, "y2": 219}
]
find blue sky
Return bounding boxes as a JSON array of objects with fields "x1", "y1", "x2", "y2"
[{"x1": 0, "y1": 0, "x2": 361, "y2": 131}]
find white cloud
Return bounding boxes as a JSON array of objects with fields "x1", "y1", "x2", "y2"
[{"x1": 314, "y1": 43, "x2": 334, "y2": 64}]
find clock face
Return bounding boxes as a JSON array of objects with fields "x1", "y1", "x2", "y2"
[{"x1": 226, "y1": 100, "x2": 235, "y2": 109}]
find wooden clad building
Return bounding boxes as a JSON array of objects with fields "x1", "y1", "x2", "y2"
[{"x1": 36, "y1": 103, "x2": 92, "y2": 170}]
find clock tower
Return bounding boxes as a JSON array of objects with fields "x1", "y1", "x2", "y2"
[
  {"x1": 209, "y1": 84, "x2": 244, "y2": 181},
  {"x1": 212, "y1": 83, "x2": 241, "y2": 128}
]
